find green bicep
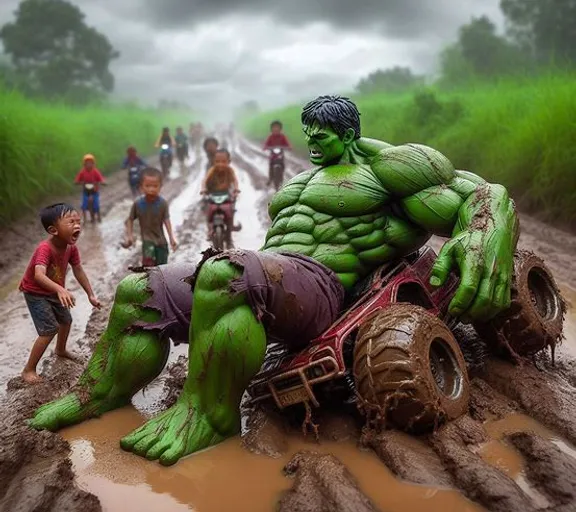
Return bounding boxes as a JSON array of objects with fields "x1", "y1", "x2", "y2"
[
  {"x1": 371, "y1": 143, "x2": 455, "y2": 197},
  {"x1": 400, "y1": 173, "x2": 486, "y2": 236}
]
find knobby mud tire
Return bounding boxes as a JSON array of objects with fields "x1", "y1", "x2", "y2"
[
  {"x1": 212, "y1": 225, "x2": 225, "y2": 251},
  {"x1": 353, "y1": 303, "x2": 470, "y2": 433},
  {"x1": 475, "y1": 250, "x2": 565, "y2": 357}
]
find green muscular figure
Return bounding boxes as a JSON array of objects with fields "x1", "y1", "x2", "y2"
[{"x1": 30, "y1": 95, "x2": 518, "y2": 466}]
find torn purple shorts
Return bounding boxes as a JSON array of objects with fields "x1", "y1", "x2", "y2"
[{"x1": 133, "y1": 249, "x2": 345, "y2": 348}]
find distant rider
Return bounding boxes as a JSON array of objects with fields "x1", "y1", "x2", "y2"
[
  {"x1": 122, "y1": 146, "x2": 147, "y2": 198},
  {"x1": 201, "y1": 148, "x2": 240, "y2": 246},
  {"x1": 175, "y1": 127, "x2": 189, "y2": 164},
  {"x1": 263, "y1": 120, "x2": 292, "y2": 186},
  {"x1": 202, "y1": 136, "x2": 219, "y2": 172},
  {"x1": 74, "y1": 154, "x2": 105, "y2": 223},
  {"x1": 155, "y1": 127, "x2": 175, "y2": 168}
]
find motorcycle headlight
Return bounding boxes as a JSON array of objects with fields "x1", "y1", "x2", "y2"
[
  {"x1": 161, "y1": 144, "x2": 169, "y2": 150},
  {"x1": 272, "y1": 148, "x2": 281, "y2": 154}
]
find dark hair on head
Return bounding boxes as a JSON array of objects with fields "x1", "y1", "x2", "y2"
[
  {"x1": 301, "y1": 95, "x2": 361, "y2": 139},
  {"x1": 270, "y1": 120, "x2": 283, "y2": 129},
  {"x1": 140, "y1": 167, "x2": 163, "y2": 183},
  {"x1": 162, "y1": 126, "x2": 169, "y2": 132},
  {"x1": 215, "y1": 148, "x2": 231, "y2": 159},
  {"x1": 40, "y1": 203, "x2": 77, "y2": 232},
  {"x1": 203, "y1": 137, "x2": 219, "y2": 150}
]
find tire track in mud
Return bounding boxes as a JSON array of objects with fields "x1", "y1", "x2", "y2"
[{"x1": 236, "y1": 135, "x2": 576, "y2": 512}]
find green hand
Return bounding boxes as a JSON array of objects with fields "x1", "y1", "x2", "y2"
[{"x1": 430, "y1": 227, "x2": 514, "y2": 322}]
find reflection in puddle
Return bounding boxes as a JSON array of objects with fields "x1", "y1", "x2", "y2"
[{"x1": 63, "y1": 407, "x2": 481, "y2": 512}]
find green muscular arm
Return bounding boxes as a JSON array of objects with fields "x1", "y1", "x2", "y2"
[{"x1": 373, "y1": 144, "x2": 519, "y2": 322}]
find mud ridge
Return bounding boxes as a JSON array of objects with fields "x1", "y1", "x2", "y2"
[
  {"x1": 431, "y1": 417, "x2": 537, "y2": 512},
  {"x1": 507, "y1": 432, "x2": 576, "y2": 509},
  {"x1": 277, "y1": 451, "x2": 379, "y2": 512},
  {"x1": 481, "y1": 359, "x2": 576, "y2": 445}
]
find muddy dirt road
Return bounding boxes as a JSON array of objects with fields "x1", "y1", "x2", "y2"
[{"x1": 1, "y1": 134, "x2": 576, "y2": 512}]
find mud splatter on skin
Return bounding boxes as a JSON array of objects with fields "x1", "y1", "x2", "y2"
[{"x1": 278, "y1": 451, "x2": 378, "y2": 512}]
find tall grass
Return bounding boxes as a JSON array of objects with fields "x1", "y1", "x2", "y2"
[
  {"x1": 244, "y1": 72, "x2": 576, "y2": 227},
  {"x1": 0, "y1": 87, "x2": 184, "y2": 222}
]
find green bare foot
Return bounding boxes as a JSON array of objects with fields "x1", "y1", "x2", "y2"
[
  {"x1": 28, "y1": 389, "x2": 128, "y2": 431},
  {"x1": 120, "y1": 393, "x2": 230, "y2": 466}
]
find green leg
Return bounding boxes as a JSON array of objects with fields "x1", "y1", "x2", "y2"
[
  {"x1": 29, "y1": 273, "x2": 170, "y2": 431},
  {"x1": 120, "y1": 258, "x2": 267, "y2": 466}
]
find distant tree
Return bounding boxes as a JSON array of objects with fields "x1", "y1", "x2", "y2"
[
  {"x1": 0, "y1": 0, "x2": 119, "y2": 103},
  {"x1": 501, "y1": 0, "x2": 576, "y2": 65},
  {"x1": 439, "y1": 16, "x2": 530, "y2": 86},
  {"x1": 356, "y1": 66, "x2": 423, "y2": 95}
]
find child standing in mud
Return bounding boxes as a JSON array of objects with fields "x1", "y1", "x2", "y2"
[
  {"x1": 19, "y1": 203, "x2": 102, "y2": 384},
  {"x1": 124, "y1": 167, "x2": 178, "y2": 266}
]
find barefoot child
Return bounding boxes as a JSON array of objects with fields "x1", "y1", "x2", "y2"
[
  {"x1": 124, "y1": 167, "x2": 177, "y2": 266},
  {"x1": 19, "y1": 203, "x2": 102, "y2": 384}
]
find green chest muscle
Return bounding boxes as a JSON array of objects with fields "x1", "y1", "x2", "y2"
[{"x1": 299, "y1": 164, "x2": 390, "y2": 216}]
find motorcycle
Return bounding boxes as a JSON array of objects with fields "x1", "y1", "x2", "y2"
[
  {"x1": 128, "y1": 165, "x2": 143, "y2": 197},
  {"x1": 159, "y1": 144, "x2": 172, "y2": 176},
  {"x1": 176, "y1": 142, "x2": 188, "y2": 168},
  {"x1": 83, "y1": 183, "x2": 97, "y2": 222},
  {"x1": 269, "y1": 147, "x2": 285, "y2": 191},
  {"x1": 206, "y1": 192, "x2": 241, "y2": 250}
]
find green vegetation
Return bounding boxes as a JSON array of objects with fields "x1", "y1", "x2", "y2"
[
  {"x1": 0, "y1": 87, "x2": 181, "y2": 222},
  {"x1": 244, "y1": 72, "x2": 576, "y2": 226}
]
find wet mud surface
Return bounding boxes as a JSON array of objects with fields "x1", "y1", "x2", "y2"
[{"x1": 1, "y1": 134, "x2": 576, "y2": 511}]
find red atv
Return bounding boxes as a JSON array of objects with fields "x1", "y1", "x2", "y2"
[{"x1": 247, "y1": 247, "x2": 564, "y2": 433}]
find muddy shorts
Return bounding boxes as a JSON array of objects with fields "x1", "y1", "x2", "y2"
[
  {"x1": 23, "y1": 292, "x2": 72, "y2": 337},
  {"x1": 133, "y1": 262, "x2": 195, "y2": 344},
  {"x1": 190, "y1": 249, "x2": 345, "y2": 348},
  {"x1": 142, "y1": 241, "x2": 169, "y2": 267},
  {"x1": 132, "y1": 250, "x2": 344, "y2": 348}
]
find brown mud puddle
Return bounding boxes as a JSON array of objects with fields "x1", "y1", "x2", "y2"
[{"x1": 63, "y1": 407, "x2": 481, "y2": 512}]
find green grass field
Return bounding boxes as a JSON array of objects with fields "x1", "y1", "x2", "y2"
[
  {"x1": 0, "y1": 87, "x2": 185, "y2": 222},
  {"x1": 244, "y1": 73, "x2": 576, "y2": 227}
]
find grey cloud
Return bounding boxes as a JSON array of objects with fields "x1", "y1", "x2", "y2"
[
  {"x1": 1, "y1": 0, "x2": 504, "y2": 115},
  {"x1": 140, "y1": 0, "x2": 502, "y2": 39}
]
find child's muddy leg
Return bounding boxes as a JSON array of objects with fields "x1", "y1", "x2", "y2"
[{"x1": 29, "y1": 273, "x2": 171, "y2": 431}]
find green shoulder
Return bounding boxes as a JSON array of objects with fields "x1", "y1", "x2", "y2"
[
  {"x1": 371, "y1": 143, "x2": 456, "y2": 197},
  {"x1": 268, "y1": 168, "x2": 317, "y2": 219},
  {"x1": 355, "y1": 137, "x2": 394, "y2": 156}
]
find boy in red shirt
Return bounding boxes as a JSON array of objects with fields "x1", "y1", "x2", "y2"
[
  {"x1": 262, "y1": 120, "x2": 292, "y2": 186},
  {"x1": 75, "y1": 154, "x2": 105, "y2": 223},
  {"x1": 19, "y1": 203, "x2": 101, "y2": 383}
]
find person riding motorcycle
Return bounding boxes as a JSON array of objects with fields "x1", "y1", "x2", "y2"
[
  {"x1": 74, "y1": 154, "x2": 106, "y2": 223},
  {"x1": 202, "y1": 136, "x2": 219, "y2": 172},
  {"x1": 201, "y1": 148, "x2": 239, "y2": 247},
  {"x1": 155, "y1": 127, "x2": 175, "y2": 170},
  {"x1": 175, "y1": 127, "x2": 189, "y2": 165},
  {"x1": 263, "y1": 120, "x2": 292, "y2": 186},
  {"x1": 122, "y1": 146, "x2": 147, "y2": 198}
]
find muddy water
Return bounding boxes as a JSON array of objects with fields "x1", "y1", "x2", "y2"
[{"x1": 63, "y1": 407, "x2": 482, "y2": 512}]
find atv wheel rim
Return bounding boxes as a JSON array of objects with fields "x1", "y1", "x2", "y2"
[
  {"x1": 527, "y1": 268, "x2": 560, "y2": 322},
  {"x1": 429, "y1": 338, "x2": 462, "y2": 400}
]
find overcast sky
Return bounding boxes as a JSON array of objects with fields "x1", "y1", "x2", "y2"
[{"x1": 0, "y1": 1, "x2": 504, "y2": 119}]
